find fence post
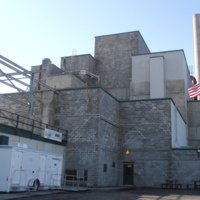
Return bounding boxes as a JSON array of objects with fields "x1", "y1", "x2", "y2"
[
  {"x1": 31, "y1": 120, "x2": 34, "y2": 138},
  {"x1": 15, "y1": 115, "x2": 19, "y2": 135}
]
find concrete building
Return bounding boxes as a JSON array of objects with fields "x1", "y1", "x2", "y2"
[{"x1": 1, "y1": 30, "x2": 200, "y2": 188}]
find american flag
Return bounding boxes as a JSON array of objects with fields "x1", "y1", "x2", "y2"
[{"x1": 188, "y1": 83, "x2": 200, "y2": 99}]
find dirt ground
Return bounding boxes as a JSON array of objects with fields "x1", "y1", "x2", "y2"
[{"x1": 17, "y1": 188, "x2": 200, "y2": 200}]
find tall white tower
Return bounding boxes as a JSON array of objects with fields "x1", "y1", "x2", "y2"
[{"x1": 193, "y1": 14, "x2": 200, "y2": 83}]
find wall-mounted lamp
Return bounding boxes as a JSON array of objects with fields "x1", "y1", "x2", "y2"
[
  {"x1": 197, "y1": 149, "x2": 200, "y2": 157},
  {"x1": 126, "y1": 149, "x2": 130, "y2": 155}
]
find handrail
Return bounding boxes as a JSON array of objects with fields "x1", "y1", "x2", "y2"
[
  {"x1": 64, "y1": 174, "x2": 88, "y2": 187},
  {"x1": 0, "y1": 109, "x2": 68, "y2": 141}
]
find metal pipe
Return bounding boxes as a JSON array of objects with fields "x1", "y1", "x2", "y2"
[{"x1": 193, "y1": 14, "x2": 200, "y2": 83}]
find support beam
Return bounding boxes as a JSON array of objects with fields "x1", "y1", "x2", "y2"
[
  {"x1": 0, "y1": 94, "x2": 29, "y2": 107},
  {"x1": 0, "y1": 55, "x2": 59, "y2": 118}
]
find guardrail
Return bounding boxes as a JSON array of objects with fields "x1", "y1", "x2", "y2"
[
  {"x1": 64, "y1": 174, "x2": 88, "y2": 187},
  {"x1": 0, "y1": 109, "x2": 68, "y2": 145}
]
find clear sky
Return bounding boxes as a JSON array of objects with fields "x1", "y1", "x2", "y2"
[{"x1": 0, "y1": 0, "x2": 199, "y2": 72}]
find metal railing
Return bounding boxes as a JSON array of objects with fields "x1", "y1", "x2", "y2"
[
  {"x1": 64, "y1": 174, "x2": 88, "y2": 187},
  {"x1": 0, "y1": 109, "x2": 68, "y2": 143},
  {"x1": 11, "y1": 169, "x2": 62, "y2": 188}
]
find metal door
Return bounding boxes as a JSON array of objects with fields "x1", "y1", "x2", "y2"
[
  {"x1": 50, "y1": 158, "x2": 61, "y2": 186},
  {"x1": 12, "y1": 151, "x2": 23, "y2": 184},
  {"x1": 39, "y1": 155, "x2": 47, "y2": 184},
  {"x1": 123, "y1": 163, "x2": 134, "y2": 185}
]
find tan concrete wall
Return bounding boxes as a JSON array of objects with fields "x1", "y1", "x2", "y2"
[
  {"x1": 166, "y1": 79, "x2": 187, "y2": 120},
  {"x1": 0, "y1": 132, "x2": 65, "y2": 154},
  {"x1": 32, "y1": 64, "x2": 63, "y2": 91},
  {"x1": 130, "y1": 81, "x2": 150, "y2": 100},
  {"x1": 171, "y1": 102, "x2": 187, "y2": 147},
  {"x1": 46, "y1": 74, "x2": 85, "y2": 89},
  {"x1": 150, "y1": 56, "x2": 165, "y2": 98},
  {"x1": 130, "y1": 50, "x2": 190, "y2": 121}
]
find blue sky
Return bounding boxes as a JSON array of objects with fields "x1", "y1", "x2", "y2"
[{"x1": 0, "y1": 0, "x2": 200, "y2": 73}]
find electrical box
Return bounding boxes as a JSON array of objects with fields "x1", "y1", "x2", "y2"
[{"x1": 0, "y1": 136, "x2": 9, "y2": 145}]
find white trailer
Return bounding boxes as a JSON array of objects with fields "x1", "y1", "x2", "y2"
[{"x1": 0, "y1": 144, "x2": 63, "y2": 192}]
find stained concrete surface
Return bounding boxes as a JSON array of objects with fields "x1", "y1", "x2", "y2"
[{"x1": 2, "y1": 188, "x2": 200, "y2": 200}]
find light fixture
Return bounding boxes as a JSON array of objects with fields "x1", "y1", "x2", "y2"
[{"x1": 126, "y1": 149, "x2": 130, "y2": 155}]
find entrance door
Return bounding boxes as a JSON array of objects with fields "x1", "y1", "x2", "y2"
[{"x1": 123, "y1": 163, "x2": 134, "y2": 185}]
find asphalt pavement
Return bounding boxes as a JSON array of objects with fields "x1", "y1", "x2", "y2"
[{"x1": 1, "y1": 187, "x2": 200, "y2": 200}]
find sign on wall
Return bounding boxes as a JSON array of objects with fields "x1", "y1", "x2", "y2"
[{"x1": 44, "y1": 128, "x2": 62, "y2": 142}]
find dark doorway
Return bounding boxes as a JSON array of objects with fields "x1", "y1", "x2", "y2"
[{"x1": 123, "y1": 163, "x2": 134, "y2": 185}]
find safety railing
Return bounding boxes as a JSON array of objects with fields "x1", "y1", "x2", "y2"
[
  {"x1": 0, "y1": 109, "x2": 68, "y2": 144},
  {"x1": 64, "y1": 174, "x2": 88, "y2": 187}
]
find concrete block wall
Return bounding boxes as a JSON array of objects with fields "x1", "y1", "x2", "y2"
[
  {"x1": 118, "y1": 99, "x2": 200, "y2": 187},
  {"x1": 99, "y1": 89, "x2": 119, "y2": 124},
  {"x1": 55, "y1": 87, "x2": 120, "y2": 186},
  {"x1": 97, "y1": 89, "x2": 119, "y2": 186},
  {"x1": 32, "y1": 64, "x2": 63, "y2": 91},
  {"x1": 41, "y1": 91, "x2": 58, "y2": 126},
  {"x1": 119, "y1": 100, "x2": 172, "y2": 187},
  {"x1": 95, "y1": 31, "x2": 150, "y2": 100},
  {"x1": 169, "y1": 150, "x2": 200, "y2": 185},
  {"x1": 1, "y1": 86, "x2": 200, "y2": 187},
  {"x1": 55, "y1": 88, "x2": 100, "y2": 186},
  {"x1": 0, "y1": 92, "x2": 42, "y2": 122}
]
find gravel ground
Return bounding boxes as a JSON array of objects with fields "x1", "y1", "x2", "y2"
[{"x1": 15, "y1": 188, "x2": 200, "y2": 200}]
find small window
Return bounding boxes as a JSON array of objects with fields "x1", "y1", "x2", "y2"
[
  {"x1": 54, "y1": 120, "x2": 60, "y2": 126},
  {"x1": 112, "y1": 162, "x2": 115, "y2": 168},
  {"x1": 65, "y1": 169, "x2": 76, "y2": 180},
  {"x1": 55, "y1": 107, "x2": 60, "y2": 113},
  {"x1": 84, "y1": 170, "x2": 88, "y2": 181},
  {"x1": 65, "y1": 169, "x2": 88, "y2": 181},
  {"x1": 103, "y1": 164, "x2": 107, "y2": 172}
]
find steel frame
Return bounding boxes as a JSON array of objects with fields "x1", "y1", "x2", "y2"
[{"x1": 0, "y1": 55, "x2": 58, "y2": 118}]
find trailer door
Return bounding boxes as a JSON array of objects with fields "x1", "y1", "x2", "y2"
[
  {"x1": 50, "y1": 158, "x2": 61, "y2": 186},
  {"x1": 39, "y1": 155, "x2": 47, "y2": 184},
  {"x1": 12, "y1": 151, "x2": 23, "y2": 184}
]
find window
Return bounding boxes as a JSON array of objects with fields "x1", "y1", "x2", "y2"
[
  {"x1": 65, "y1": 169, "x2": 88, "y2": 181},
  {"x1": 65, "y1": 169, "x2": 76, "y2": 180},
  {"x1": 112, "y1": 162, "x2": 115, "y2": 168},
  {"x1": 103, "y1": 164, "x2": 107, "y2": 172}
]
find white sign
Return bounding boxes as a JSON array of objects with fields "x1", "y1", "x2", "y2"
[{"x1": 44, "y1": 128, "x2": 62, "y2": 142}]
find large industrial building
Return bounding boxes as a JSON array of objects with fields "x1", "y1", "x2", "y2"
[{"x1": 1, "y1": 14, "x2": 200, "y2": 188}]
